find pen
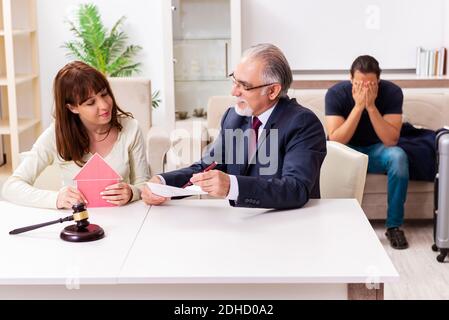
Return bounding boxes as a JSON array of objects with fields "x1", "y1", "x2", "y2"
[{"x1": 182, "y1": 161, "x2": 218, "y2": 188}]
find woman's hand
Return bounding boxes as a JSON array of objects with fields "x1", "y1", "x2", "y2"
[
  {"x1": 101, "y1": 182, "x2": 133, "y2": 206},
  {"x1": 57, "y1": 186, "x2": 88, "y2": 209}
]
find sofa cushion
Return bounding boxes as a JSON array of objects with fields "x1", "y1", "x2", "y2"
[
  {"x1": 364, "y1": 174, "x2": 434, "y2": 194},
  {"x1": 362, "y1": 192, "x2": 434, "y2": 219},
  {"x1": 402, "y1": 93, "x2": 449, "y2": 130}
]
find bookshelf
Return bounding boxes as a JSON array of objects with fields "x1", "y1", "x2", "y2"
[{"x1": 0, "y1": 0, "x2": 41, "y2": 172}]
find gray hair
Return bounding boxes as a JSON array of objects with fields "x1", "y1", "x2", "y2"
[{"x1": 242, "y1": 43, "x2": 292, "y2": 97}]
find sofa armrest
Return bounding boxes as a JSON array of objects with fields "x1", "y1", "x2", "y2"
[{"x1": 146, "y1": 126, "x2": 171, "y2": 176}]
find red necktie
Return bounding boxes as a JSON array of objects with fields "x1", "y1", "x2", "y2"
[
  {"x1": 249, "y1": 116, "x2": 262, "y2": 160},
  {"x1": 252, "y1": 116, "x2": 262, "y2": 143}
]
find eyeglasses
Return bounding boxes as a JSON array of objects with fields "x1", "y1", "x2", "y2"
[{"x1": 228, "y1": 72, "x2": 277, "y2": 91}]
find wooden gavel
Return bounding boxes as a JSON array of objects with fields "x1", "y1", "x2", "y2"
[
  {"x1": 9, "y1": 203, "x2": 104, "y2": 242},
  {"x1": 9, "y1": 203, "x2": 89, "y2": 234}
]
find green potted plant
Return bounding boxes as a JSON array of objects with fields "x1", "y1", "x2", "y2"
[
  {"x1": 63, "y1": 3, "x2": 160, "y2": 109},
  {"x1": 151, "y1": 90, "x2": 161, "y2": 109}
]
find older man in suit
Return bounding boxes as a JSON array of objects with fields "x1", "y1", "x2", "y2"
[{"x1": 142, "y1": 43, "x2": 326, "y2": 209}]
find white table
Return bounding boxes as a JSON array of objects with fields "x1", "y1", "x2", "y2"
[
  {"x1": 120, "y1": 199, "x2": 398, "y2": 299},
  {"x1": 0, "y1": 199, "x2": 398, "y2": 299}
]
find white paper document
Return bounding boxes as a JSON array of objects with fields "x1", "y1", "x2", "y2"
[{"x1": 147, "y1": 182, "x2": 208, "y2": 197}]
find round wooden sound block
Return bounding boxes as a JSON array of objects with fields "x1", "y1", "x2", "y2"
[{"x1": 60, "y1": 224, "x2": 105, "y2": 242}]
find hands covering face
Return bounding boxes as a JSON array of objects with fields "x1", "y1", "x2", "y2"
[{"x1": 352, "y1": 80, "x2": 378, "y2": 110}]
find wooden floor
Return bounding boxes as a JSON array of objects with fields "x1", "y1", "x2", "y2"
[{"x1": 372, "y1": 220, "x2": 449, "y2": 300}]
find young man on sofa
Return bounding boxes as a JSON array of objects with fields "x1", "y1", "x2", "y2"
[{"x1": 325, "y1": 55, "x2": 409, "y2": 249}]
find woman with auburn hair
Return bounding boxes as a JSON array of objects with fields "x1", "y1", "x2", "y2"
[{"x1": 2, "y1": 61, "x2": 149, "y2": 209}]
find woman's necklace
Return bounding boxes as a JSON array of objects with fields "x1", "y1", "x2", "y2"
[{"x1": 94, "y1": 124, "x2": 112, "y2": 142}]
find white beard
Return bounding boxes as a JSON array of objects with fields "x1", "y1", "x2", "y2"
[{"x1": 234, "y1": 100, "x2": 254, "y2": 117}]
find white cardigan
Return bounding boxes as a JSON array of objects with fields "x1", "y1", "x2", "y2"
[{"x1": 2, "y1": 117, "x2": 150, "y2": 209}]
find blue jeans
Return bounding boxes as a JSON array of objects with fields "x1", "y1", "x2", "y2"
[{"x1": 349, "y1": 143, "x2": 409, "y2": 228}]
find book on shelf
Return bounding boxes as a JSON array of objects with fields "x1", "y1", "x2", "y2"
[{"x1": 416, "y1": 46, "x2": 447, "y2": 76}]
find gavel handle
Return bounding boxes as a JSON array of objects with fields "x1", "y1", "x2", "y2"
[{"x1": 9, "y1": 215, "x2": 74, "y2": 235}]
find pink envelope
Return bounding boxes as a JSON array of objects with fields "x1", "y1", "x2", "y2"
[{"x1": 73, "y1": 153, "x2": 122, "y2": 208}]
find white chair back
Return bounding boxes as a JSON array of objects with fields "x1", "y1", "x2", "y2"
[
  {"x1": 108, "y1": 77, "x2": 152, "y2": 136},
  {"x1": 320, "y1": 141, "x2": 368, "y2": 204}
]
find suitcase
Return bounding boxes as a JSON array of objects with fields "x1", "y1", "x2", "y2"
[{"x1": 432, "y1": 129, "x2": 449, "y2": 262}]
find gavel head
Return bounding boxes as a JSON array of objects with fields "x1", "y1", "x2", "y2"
[{"x1": 71, "y1": 203, "x2": 90, "y2": 229}]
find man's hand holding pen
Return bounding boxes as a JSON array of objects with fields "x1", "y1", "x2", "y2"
[
  {"x1": 141, "y1": 161, "x2": 231, "y2": 205},
  {"x1": 190, "y1": 170, "x2": 230, "y2": 198}
]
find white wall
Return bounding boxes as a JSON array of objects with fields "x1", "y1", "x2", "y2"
[
  {"x1": 32, "y1": 0, "x2": 449, "y2": 129},
  {"x1": 242, "y1": 0, "x2": 445, "y2": 71},
  {"x1": 444, "y1": 1, "x2": 449, "y2": 51},
  {"x1": 36, "y1": 0, "x2": 170, "y2": 128}
]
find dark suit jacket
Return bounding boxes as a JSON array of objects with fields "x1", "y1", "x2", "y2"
[
  {"x1": 398, "y1": 122, "x2": 436, "y2": 181},
  {"x1": 161, "y1": 96, "x2": 327, "y2": 209}
]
